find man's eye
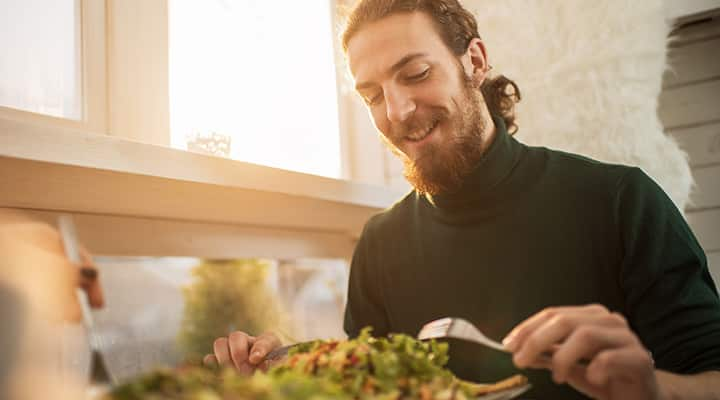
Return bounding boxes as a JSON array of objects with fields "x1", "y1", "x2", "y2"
[{"x1": 406, "y1": 69, "x2": 429, "y2": 81}]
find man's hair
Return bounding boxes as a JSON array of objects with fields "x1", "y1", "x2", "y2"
[{"x1": 341, "y1": 0, "x2": 521, "y2": 134}]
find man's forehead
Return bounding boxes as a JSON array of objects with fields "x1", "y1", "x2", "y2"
[{"x1": 346, "y1": 12, "x2": 447, "y2": 83}]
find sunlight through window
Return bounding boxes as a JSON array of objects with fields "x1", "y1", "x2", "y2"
[
  {"x1": 0, "y1": 0, "x2": 81, "y2": 119},
  {"x1": 169, "y1": 0, "x2": 342, "y2": 178}
]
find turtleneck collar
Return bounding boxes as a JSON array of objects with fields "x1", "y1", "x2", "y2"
[{"x1": 423, "y1": 114, "x2": 525, "y2": 211}]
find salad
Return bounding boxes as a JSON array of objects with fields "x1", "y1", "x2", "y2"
[{"x1": 107, "y1": 328, "x2": 526, "y2": 400}]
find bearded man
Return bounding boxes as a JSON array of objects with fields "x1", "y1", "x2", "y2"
[{"x1": 207, "y1": 1, "x2": 720, "y2": 398}]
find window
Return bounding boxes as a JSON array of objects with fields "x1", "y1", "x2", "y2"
[
  {"x1": 169, "y1": 0, "x2": 343, "y2": 178},
  {"x1": 0, "y1": 0, "x2": 82, "y2": 119}
]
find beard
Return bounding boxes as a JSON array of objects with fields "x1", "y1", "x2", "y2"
[{"x1": 382, "y1": 73, "x2": 488, "y2": 195}]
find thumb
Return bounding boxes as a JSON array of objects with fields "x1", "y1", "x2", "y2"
[{"x1": 565, "y1": 365, "x2": 606, "y2": 399}]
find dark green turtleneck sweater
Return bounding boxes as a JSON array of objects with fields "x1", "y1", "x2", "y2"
[{"x1": 343, "y1": 117, "x2": 720, "y2": 399}]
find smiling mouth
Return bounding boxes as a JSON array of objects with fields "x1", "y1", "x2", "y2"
[{"x1": 404, "y1": 120, "x2": 439, "y2": 143}]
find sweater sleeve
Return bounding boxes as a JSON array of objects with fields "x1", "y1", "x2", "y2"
[
  {"x1": 616, "y1": 167, "x2": 720, "y2": 373},
  {"x1": 343, "y1": 219, "x2": 390, "y2": 338}
]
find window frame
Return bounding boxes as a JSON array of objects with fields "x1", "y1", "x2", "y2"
[{"x1": 0, "y1": 0, "x2": 407, "y2": 259}]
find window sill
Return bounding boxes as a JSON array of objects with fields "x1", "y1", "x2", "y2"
[{"x1": 0, "y1": 118, "x2": 405, "y2": 258}]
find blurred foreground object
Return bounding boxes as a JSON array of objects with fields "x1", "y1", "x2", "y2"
[
  {"x1": 59, "y1": 214, "x2": 115, "y2": 384},
  {"x1": 0, "y1": 208, "x2": 105, "y2": 399},
  {"x1": 0, "y1": 208, "x2": 104, "y2": 321}
]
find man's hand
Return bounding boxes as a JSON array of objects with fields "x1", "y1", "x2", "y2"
[
  {"x1": 502, "y1": 304, "x2": 659, "y2": 400},
  {"x1": 203, "y1": 331, "x2": 282, "y2": 375}
]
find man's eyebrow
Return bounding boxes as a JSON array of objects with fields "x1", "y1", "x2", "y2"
[{"x1": 354, "y1": 52, "x2": 428, "y2": 91}]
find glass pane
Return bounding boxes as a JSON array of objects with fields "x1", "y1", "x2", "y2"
[
  {"x1": 0, "y1": 0, "x2": 82, "y2": 119},
  {"x1": 90, "y1": 256, "x2": 348, "y2": 380},
  {"x1": 169, "y1": 0, "x2": 342, "y2": 178}
]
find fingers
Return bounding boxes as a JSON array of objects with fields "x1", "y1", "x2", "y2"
[
  {"x1": 213, "y1": 337, "x2": 232, "y2": 367},
  {"x1": 507, "y1": 305, "x2": 625, "y2": 368},
  {"x1": 213, "y1": 333, "x2": 255, "y2": 375},
  {"x1": 505, "y1": 305, "x2": 658, "y2": 398},
  {"x1": 248, "y1": 332, "x2": 282, "y2": 364},
  {"x1": 228, "y1": 332, "x2": 257, "y2": 374},
  {"x1": 551, "y1": 326, "x2": 636, "y2": 384},
  {"x1": 207, "y1": 331, "x2": 281, "y2": 375},
  {"x1": 562, "y1": 364, "x2": 606, "y2": 400},
  {"x1": 511, "y1": 313, "x2": 591, "y2": 367},
  {"x1": 562, "y1": 346, "x2": 656, "y2": 400},
  {"x1": 585, "y1": 346, "x2": 654, "y2": 387},
  {"x1": 504, "y1": 304, "x2": 609, "y2": 352}
]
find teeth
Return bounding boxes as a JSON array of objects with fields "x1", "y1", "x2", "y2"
[{"x1": 406, "y1": 122, "x2": 435, "y2": 141}]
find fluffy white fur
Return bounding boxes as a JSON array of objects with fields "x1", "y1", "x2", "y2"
[{"x1": 465, "y1": 0, "x2": 692, "y2": 210}]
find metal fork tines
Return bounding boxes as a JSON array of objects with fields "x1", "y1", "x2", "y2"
[
  {"x1": 418, "y1": 317, "x2": 507, "y2": 353},
  {"x1": 419, "y1": 317, "x2": 590, "y2": 367}
]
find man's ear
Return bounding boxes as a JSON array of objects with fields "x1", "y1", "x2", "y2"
[{"x1": 461, "y1": 38, "x2": 490, "y2": 86}]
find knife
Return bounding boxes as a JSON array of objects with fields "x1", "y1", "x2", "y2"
[{"x1": 264, "y1": 343, "x2": 298, "y2": 360}]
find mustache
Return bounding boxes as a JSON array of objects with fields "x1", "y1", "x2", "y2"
[{"x1": 389, "y1": 109, "x2": 448, "y2": 138}]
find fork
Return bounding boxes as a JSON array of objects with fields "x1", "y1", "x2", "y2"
[
  {"x1": 418, "y1": 317, "x2": 588, "y2": 366},
  {"x1": 418, "y1": 317, "x2": 507, "y2": 353}
]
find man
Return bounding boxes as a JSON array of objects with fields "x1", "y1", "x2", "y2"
[{"x1": 206, "y1": 1, "x2": 720, "y2": 398}]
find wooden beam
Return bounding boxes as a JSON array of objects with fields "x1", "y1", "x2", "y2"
[
  {"x1": 24, "y1": 210, "x2": 356, "y2": 259},
  {"x1": 106, "y1": 0, "x2": 169, "y2": 145}
]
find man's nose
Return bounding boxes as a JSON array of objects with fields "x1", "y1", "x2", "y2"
[{"x1": 385, "y1": 88, "x2": 416, "y2": 124}]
